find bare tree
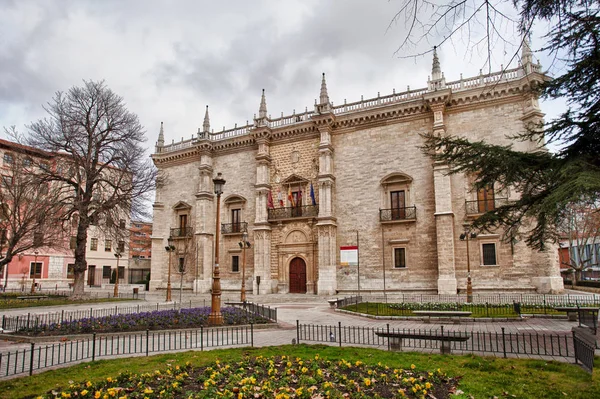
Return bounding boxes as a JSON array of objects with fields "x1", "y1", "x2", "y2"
[
  {"x1": 560, "y1": 200, "x2": 600, "y2": 283},
  {"x1": 0, "y1": 150, "x2": 67, "y2": 287},
  {"x1": 25, "y1": 80, "x2": 156, "y2": 298},
  {"x1": 174, "y1": 237, "x2": 195, "y2": 307}
]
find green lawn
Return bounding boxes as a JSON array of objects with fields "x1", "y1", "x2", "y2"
[{"x1": 0, "y1": 345, "x2": 597, "y2": 399}]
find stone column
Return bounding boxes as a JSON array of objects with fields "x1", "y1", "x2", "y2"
[
  {"x1": 429, "y1": 101, "x2": 458, "y2": 294},
  {"x1": 314, "y1": 118, "x2": 337, "y2": 295},
  {"x1": 194, "y1": 141, "x2": 216, "y2": 293},
  {"x1": 252, "y1": 130, "x2": 273, "y2": 294}
]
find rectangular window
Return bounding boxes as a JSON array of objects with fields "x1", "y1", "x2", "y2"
[
  {"x1": 90, "y1": 238, "x2": 98, "y2": 251},
  {"x1": 117, "y1": 266, "x2": 125, "y2": 280},
  {"x1": 23, "y1": 158, "x2": 31, "y2": 167},
  {"x1": 105, "y1": 239, "x2": 112, "y2": 252},
  {"x1": 179, "y1": 214, "x2": 188, "y2": 229},
  {"x1": 482, "y1": 243, "x2": 497, "y2": 265},
  {"x1": 231, "y1": 209, "x2": 241, "y2": 232},
  {"x1": 178, "y1": 257, "x2": 185, "y2": 273},
  {"x1": 119, "y1": 219, "x2": 126, "y2": 229},
  {"x1": 70, "y1": 236, "x2": 77, "y2": 250},
  {"x1": 102, "y1": 266, "x2": 112, "y2": 279},
  {"x1": 30, "y1": 262, "x2": 42, "y2": 278},
  {"x1": 390, "y1": 190, "x2": 406, "y2": 220},
  {"x1": 2, "y1": 175, "x2": 13, "y2": 187},
  {"x1": 393, "y1": 247, "x2": 406, "y2": 268},
  {"x1": 67, "y1": 264, "x2": 75, "y2": 278},
  {"x1": 3, "y1": 153, "x2": 13, "y2": 164},
  {"x1": 118, "y1": 240, "x2": 125, "y2": 253},
  {"x1": 232, "y1": 255, "x2": 240, "y2": 272},
  {"x1": 33, "y1": 232, "x2": 44, "y2": 247},
  {"x1": 477, "y1": 184, "x2": 495, "y2": 213}
]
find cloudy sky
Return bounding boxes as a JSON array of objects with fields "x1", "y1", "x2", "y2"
[{"x1": 1, "y1": 0, "x2": 564, "y2": 153}]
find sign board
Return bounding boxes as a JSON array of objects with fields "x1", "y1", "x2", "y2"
[{"x1": 340, "y1": 245, "x2": 358, "y2": 266}]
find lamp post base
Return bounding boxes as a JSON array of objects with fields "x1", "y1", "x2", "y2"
[
  {"x1": 466, "y1": 276, "x2": 473, "y2": 303},
  {"x1": 208, "y1": 313, "x2": 223, "y2": 326}
]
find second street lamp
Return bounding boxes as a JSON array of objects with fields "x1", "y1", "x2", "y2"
[
  {"x1": 113, "y1": 250, "x2": 122, "y2": 298},
  {"x1": 209, "y1": 172, "x2": 225, "y2": 325},
  {"x1": 459, "y1": 230, "x2": 477, "y2": 303},
  {"x1": 239, "y1": 230, "x2": 251, "y2": 302},
  {"x1": 165, "y1": 237, "x2": 176, "y2": 302}
]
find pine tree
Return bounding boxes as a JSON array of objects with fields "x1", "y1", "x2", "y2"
[{"x1": 419, "y1": 0, "x2": 600, "y2": 249}]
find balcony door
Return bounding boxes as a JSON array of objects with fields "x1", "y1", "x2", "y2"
[
  {"x1": 390, "y1": 190, "x2": 406, "y2": 220},
  {"x1": 231, "y1": 209, "x2": 241, "y2": 232},
  {"x1": 289, "y1": 257, "x2": 307, "y2": 293},
  {"x1": 291, "y1": 191, "x2": 303, "y2": 217},
  {"x1": 477, "y1": 185, "x2": 495, "y2": 213}
]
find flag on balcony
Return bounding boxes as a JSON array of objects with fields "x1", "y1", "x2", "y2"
[
  {"x1": 298, "y1": 189, "x2": 303, "y2": 205},
  {"x1": 267, "y1": 190, "x2": 274, "y2": 209},
  {"x1": 310, "y1": 182, "x2": 316, "y2": 205},
  {"x1": 277, "y1": 190, "x2": 284, "y2": 207},
  {"x1": 287, "y1": 185, "x2": 295, "y2": 207}
]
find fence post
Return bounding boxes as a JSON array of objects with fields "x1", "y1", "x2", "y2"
[
  {"x1": 338, "y1": 321, "x2": 342, "y2": 347},
  {"x1": 27, "y1": 313, "x2": 31, "y2": 329},
  {"x1": 29, "y1": 342, "x2": 35, "y2": 376},
  {"x1": 251, "y1": 323, "x2": 254, "y2": 347},
  {"x1": 572, "y1": 330, "x2": 578, "y2": 364},
  {"x1": 501, "y1": 327, "x2": 507, "y2": 358},
  {"x1": 92, "y1": 333, "x2": 96, "y2": 361},
  {"x1": 90, "y1": 308, "x2": 93, "y2": 319},
  {"x1": 146, "y1": 330, "x2": 149, "y2": 356},
  {"x1": 296, "y1": 320, "x2": 300, "y2": 344},
  {"x1": 1, "y1": 315, "x2": 4, "y2": 330},
  {"x1": 386, "y1": 324, "x2": 390, "y2": 351}
]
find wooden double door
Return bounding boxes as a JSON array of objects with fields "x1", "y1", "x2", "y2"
[{"x1": 289, "y1": 257, "x2": 307, "y2": 293}]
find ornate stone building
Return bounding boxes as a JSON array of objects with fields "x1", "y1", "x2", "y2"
[{"x1": 150, "y1": 44, "x2": 564, "y2": 296}]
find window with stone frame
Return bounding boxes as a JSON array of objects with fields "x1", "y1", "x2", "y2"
[
  {"x1": 231, "y1": 208, "x2": 241, "y2": 232},
  {"x1": 30, "y1": 262, "x2": 42, "y2": 278},
  {"x1": 393, "y1": 247, "x2": 407, "y2": 268},
  {"x1": 481, "y1": 242, "x2": 498, "y2": 266},
  {"x1": 118, "y1": 240, "x2": 125, "y2": 253},
  {"x1": 380, "y1": 172, "x2": 414, "y2": 221},
  {"x1": 224, "y1": 195, "x2": 247, "y2": 234},
  {"x1": 69, "y1": 236, "x2": 76, "y2": 250},
  {"x1": 105, "y1": 239, "x2": 112, "y2": 252},
  {"x1": 102, "y1": 266, "x2": 111, "y2": 279},
  {"x1": 3, "y1": 153, "x2": 13, "y2": 164},
  {"x1": 67, "y1": 264, "x2": 75, "y2": 278},
  {"x1": 90, "y1": 238, "x2": 98, "y2": 251},
  {"x1": 232, "y1": 255, "x2": 240, "y2": 272}
]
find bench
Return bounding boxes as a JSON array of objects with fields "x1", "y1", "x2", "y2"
[
  {"x1": 375, "y1": 331, "x2": 471, "y2": 354},
  {"x1": 16, "y1": 295, "x2": 49, "y2": 301},
  {"x1": 554, "y1": 307, "x2": 599, "y2": 333},
  {"x1": 412, "y1": 310, "x2": 472, "y2": 324}
]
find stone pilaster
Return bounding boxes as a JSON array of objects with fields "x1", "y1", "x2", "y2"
[
  {"x1": 428, "y1": 99, "x2": 458, "y2": 294},
  {"x1": 193, "y1": 140, "x2": 216, "y2": 293}
]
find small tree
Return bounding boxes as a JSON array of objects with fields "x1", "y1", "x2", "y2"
[
  {"x1": 25, "y1": 80, "x2": 156, "y2": 298},
  {"x1": 560, "y1": 200, "x2": 600, "y2": 282},
  {"x1": 0, "y1": 151, "x2": 67, "y2": 283}
]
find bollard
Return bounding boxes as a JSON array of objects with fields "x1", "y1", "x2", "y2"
[{"x1": 29, "y1": 342, "x2": 35, "y2": 376}]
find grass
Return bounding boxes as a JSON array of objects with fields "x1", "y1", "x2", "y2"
[
  {"x1": 0, "y1": 345, "x2": 598, "y2": 399},
  {"x1": 0, "y1": 294, "x2": 136, "y2": 310},
  {"x1": 343, "y1": 302, "x2": 565, "y2": 318}
]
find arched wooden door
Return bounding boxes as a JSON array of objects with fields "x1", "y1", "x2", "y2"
[{"x1": 289, "y1": 257, "x2": 307, "y2": 293}]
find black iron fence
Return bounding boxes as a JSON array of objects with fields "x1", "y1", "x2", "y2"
[
  {"x1": 297, "y1": 322, "x2": 574, "y2": 360},
  {"x1": 169, "y1": 227, "x2": 194, "y2": 238},
  {"x1": 465, "y1": 198, "x2": 509, "y2": 215},
  {"x1": 267, "y1": 204, "x2": 318, "y2": 220},
  {"x1": 379, "y1": 206, "x2": 417, "y2": 222},
  {"x1": 0, "y1": 324, "x2": 255, "y2": 378},
  {"x1": 573, "y1": 328, "x2": 596, "y2": 373}
]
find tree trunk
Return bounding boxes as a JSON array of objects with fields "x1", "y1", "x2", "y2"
[{"x1": 71, "y1": 216, "x2": 89, "y2": 299}]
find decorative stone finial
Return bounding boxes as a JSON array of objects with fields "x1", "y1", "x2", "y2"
[
  {"x1": 522, "y1": 34, "x2": 533, "y2": 67},
  {"x1": 155, "y1": 122, "x2": 165, "y2": 153},
  {"x1": 259, "y1": 89, "x2": 267, "y2": 119},
  {"x1": 203, "y1": 105, "x2": 210, "y2": 133},
  {"x1": 319, "y1": 73, "x2": 330, "y2": 105},
  {"x1": 432, "y1": 46, "x2": 442, "y2": 81}
]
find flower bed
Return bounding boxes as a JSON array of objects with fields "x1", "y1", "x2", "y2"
[
  {"x1": 18, "y1": 307, "x2": 271, "y2": 336},
  {"x1": 37, "y1": 355, "x2": 460, "y2": 399}
]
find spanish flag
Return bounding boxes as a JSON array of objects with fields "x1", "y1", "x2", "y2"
[
  {"x1": 287, "y1": 186, "x2": 295, "y2": 207},
  {"x1": 267, "y1": 190, "x2": 274, "y2": 209}
]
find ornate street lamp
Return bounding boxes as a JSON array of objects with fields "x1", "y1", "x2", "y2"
[
  {"x1": 459, "y1": 230, "x2": 477, "y2": 303},
  {"x1": 30, "y1": 249, "x2": 39, "y2": 293},
  {"x1": 239, "y1": 230, "x2": 251, "y2": 302},
  {"x1": 113, "y1": 250, "x2": 122, "y2": 297},
  {"x1": 209, "y1": 172, "x2": 225, "y2": 325},
  {"x1": 165, "y1": 237, "x2": 176, "y2": 302}
]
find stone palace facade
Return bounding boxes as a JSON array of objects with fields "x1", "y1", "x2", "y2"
[{"x1": 149, "y1": 45, "x2": 563, "y2": 296}]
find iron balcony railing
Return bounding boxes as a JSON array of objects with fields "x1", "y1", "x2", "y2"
[
  {"x1": 169, "y1": 227, "x2": 193, "y2": 238},
  {"x1": 221, "y1": 222, "x2": 248, "y2": 234},
  {"x1": 268, "y1": 204, "x2": 319, "y2": 221},
  {"x1": 465, "y1": 198, "x2": 509, "y2": 215},
  {"x1": 379, "y1": 206, "x2": 417, "y2": 222}
]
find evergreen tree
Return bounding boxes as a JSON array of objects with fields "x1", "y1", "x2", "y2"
[{"x1": 415, "y1": 0, "x2": 600, "y2": 249}]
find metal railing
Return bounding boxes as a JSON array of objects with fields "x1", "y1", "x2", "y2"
[
  {"x1": 267, "y1": 204, "x2": 319, "y2": 220},
  {"x1": 0, "y1": 324, "x2": 255, "y2": 378},
  {"x1": 297, "y1": 322, "x2": 575, "y2": 360},
  {"x1": 379, "y1": 206, "x2": 417, "y2": 222},
  {"x1": 573, "y1": 328, "x2": 596, "y2": 373},
  {"x1": 465, "y1": 198, "x2": 509, "y2": 215},
  {"x1": 227, "y1": 302, "x2": 278, "y2": 322},
  {"x1": 221, "y1": 222, "x2": 248, "y2": 234},
  {"x1": 169, "y1": 227, "x2": 194, "y2": 238}
]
